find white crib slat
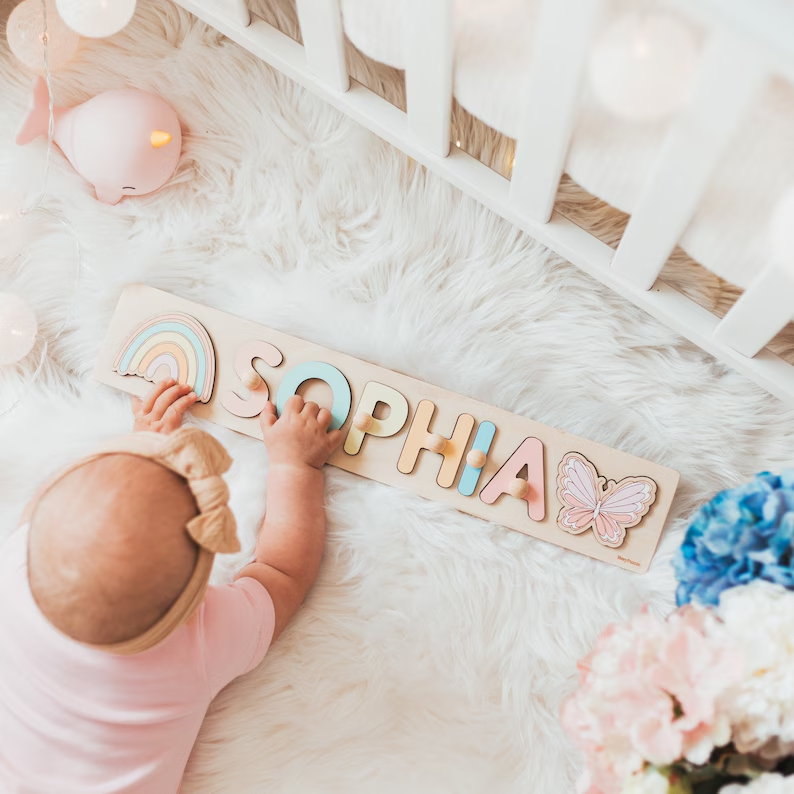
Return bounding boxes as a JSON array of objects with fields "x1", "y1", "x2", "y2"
[
  {"x1": 404, "y1": 0, "x2": 453, "y2": 157},
  {"x1": 162, "y1": 0, "x2": 794, "y2": 406},
  {"x1": 611, "y1": 29, "x2": 768, "y2": 290},
  {"x1": 295, "y1": 0, "x2": 349, "y2": 92},
  {"x1": 224, "y1": 0, "x2": 250, "y2": 27},
  {"x1": 713, "y1": 266, "x2": 794, "y2": 357},
  {"x1": 509, "y1": 0, "x2": 601, "y2": 223}
]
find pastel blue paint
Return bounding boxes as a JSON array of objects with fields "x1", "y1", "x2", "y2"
[
  {"x1": 276, "y1": 361, "x2": 352, "y2": 430},
  {"x1": 457, "y1": 421, "x2": 496, "y2": 497},
  {"x1": 120, "y1": 322, "x2": 207, "y2": 397}
]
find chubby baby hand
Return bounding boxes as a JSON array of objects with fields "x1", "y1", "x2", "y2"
[
  {"x1": 132, "y1": 379, "x2": 197, "y2": 434},
  {"x1": 259, "y1": 396, "x2": 344, "y2": 470}
]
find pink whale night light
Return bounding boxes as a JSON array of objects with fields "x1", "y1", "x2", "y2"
[{"x1": 16, "y1": 77, "x2": 182, "y2": 205}]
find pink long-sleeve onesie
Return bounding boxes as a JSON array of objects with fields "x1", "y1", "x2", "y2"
[{"x1": 0, "y1": 526, "x2": 275, "y2": 794}]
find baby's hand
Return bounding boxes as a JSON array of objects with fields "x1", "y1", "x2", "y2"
[
  {"x1": 259, "y1": 396, "x2": 344, "y2": 470},
  {"x1": 132, "y1": 379, "x2": 197, "y2": 434}
]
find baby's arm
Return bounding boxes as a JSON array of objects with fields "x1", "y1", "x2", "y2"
[{"x1": 236, "y1": 396, "x2": 343, "y2": 640}]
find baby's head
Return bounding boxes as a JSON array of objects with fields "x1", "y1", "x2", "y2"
[{"x1": 26, "y1": 428, "x2": 239, "y2": 652}]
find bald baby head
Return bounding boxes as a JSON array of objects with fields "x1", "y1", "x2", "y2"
[{"x1": 28, "y1": 454, "x2": 199, "y2": 646}]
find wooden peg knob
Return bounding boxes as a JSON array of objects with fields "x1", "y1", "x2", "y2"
[
  {"x1": 353, "y1": 411, "x2": 373, "y2": 431},
  {"x1": 466, "y1": 449, "x2": 487, "y2": 469},
  {"x1": 426, "y1": 434, "x2": 447, "y2": 454},
  {"x1": 242, "y1": 369, "x2": 261, "y2": 389},
  {"x1": 508, "y1": 478, "x2": 529, "y2": 499}
]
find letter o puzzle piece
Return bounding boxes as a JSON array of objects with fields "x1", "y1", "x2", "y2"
[{"x1": 276, "y1": 361, "x2": 352, "y2": 430}]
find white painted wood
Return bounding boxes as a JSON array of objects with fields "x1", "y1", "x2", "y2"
[
  {"x1": 713, "y1": 265, "x2": 794, "y2": 357},
  {"x1": 509, "y1": 0, "x2": 601, "y2": 223},
  {"x1": 611, "y1": 29, "x2": 768, "y2": 290},
  {"x1": 404, "y1": 0, "x2": 453, "y2": 157},
  {"x1": 295, "y1": 0, "x2": 349, "y2": 92},
  {"x1": 224, "y1": 0, "x2": 250, "y2": 27},
  {"x1": 167, "y1": 0, "x2": 794, "y2": 405},
  {"x1": 669, "y1": 0, "x2": 794, "y2": 84}
]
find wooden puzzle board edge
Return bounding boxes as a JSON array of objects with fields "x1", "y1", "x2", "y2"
[{"x1": 93, "y1": 285, "x2": 680, "y2": 573}]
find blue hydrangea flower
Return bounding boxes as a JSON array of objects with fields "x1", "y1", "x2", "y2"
[{"x1": 674, "y1": 471, "x2": 794, "y2": 607}]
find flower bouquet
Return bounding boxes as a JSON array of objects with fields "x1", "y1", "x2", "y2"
[{"x1": 562, "y1": 472, "x2": 794, "y2": 794}]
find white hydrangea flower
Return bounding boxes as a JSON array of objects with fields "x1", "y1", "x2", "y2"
[
  {"x1": 716, "y1": 582, "x2": 794, "y2": 754},
  {"x1": 622, "y1": 769, "x2": 669, "y2": 794},
  {"x1": 720, "y1": 773, "x2": 794, "y2": 793}
]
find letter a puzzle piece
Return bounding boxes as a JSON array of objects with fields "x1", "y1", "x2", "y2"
[{"x1": 480, "y1": 437, "x2": 545, "y2": 521}]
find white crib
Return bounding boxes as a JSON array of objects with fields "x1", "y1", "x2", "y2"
[{"x1": 169, "y1": 0, "x2": 794, "y2": 404}]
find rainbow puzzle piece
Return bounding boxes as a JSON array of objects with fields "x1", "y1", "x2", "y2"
[{"x1": 112, "y1": 312, "x2": 216, "y2": 403}]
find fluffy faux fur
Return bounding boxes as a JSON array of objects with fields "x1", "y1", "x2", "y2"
[{"x1": 1, "y1": 1, "x2": 793, "y2": 791}]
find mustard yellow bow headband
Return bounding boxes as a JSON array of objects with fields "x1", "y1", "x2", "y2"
[{"x1": 92, "y1": 427, "x2": 241, "y2": 556}]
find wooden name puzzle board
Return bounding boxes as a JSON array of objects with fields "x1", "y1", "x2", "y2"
[{"x1": 94, "y1": 285, "x2": 679, "y2": 573}]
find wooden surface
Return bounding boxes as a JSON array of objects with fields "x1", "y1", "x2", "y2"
[{"x1": 95, "y1": 285, "x2": 680, "y2": 573}]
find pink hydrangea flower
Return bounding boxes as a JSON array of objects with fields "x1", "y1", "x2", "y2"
[{"x1": 561, "y1": 606, "x2": 743, "y2": 794}]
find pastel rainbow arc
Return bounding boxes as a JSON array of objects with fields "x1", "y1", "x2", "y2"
[
  {"x1": 112, "y1": 313, "x2": 216, "y2": 403},
  {"x1": 138, "y1": 341, "x2": 190, "y2": 383}
]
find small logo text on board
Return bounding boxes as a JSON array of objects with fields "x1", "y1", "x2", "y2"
[{"x1": 617, "y1": 555, "x2": 641, "y2": 567}]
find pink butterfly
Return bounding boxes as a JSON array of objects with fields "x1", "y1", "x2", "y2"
[{"x1": 556, "y1": 452, "x2": 657, "y2": 548}]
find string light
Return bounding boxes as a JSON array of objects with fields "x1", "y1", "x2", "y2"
[
  {"x1": 1, "y1": 0, "x2": 84, "y2": 418},
  {"x1": 6, "y1": 0, "x2": 79, "y2": 72}
]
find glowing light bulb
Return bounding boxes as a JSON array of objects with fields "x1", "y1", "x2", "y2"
[
  {"x1": 0, "y1": 292, "x2": 38, "y2": 366},
  {"x1": 589, "y1": 12, "x2": 699, "y2": 123},
  {"x1": 55, "y1": 0, "x2": 137, "y2": 38},
  {"x1": 6, "y1": 0, "x2": 80, "y2": 72}
]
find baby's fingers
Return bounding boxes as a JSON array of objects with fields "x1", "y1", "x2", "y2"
[
  {"x1": 161, "y1": 392, "x2": 197, "y2": 432},
  {"x1": 283, "y1": 394, "x2": 305, "y2": 415},
  {"x1": 317, "y1": 407, "x2": 333, "y2": 430},
  {"x1": 302, "y1": 401, "x2": 320, "y2": 419},
  {"x1": 259, "y1": 401, "x2": 278, "y2": 430},
  {"x1": 326, "y1": 428, "x2": 345, "y2": 453},
  {"x1": 140, "y1": 379, "x2": 175, "y2": 414},
  {"x1": 151, "y1": 383, "x2": 192, "y2": 421},
  {"x1": 169, "y1": 392, "x2": 197, "y2": 417}
]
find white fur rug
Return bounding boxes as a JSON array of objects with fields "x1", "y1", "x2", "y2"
[{"x1": 2, "y1": 2, "x2": 794, "y2": 792}]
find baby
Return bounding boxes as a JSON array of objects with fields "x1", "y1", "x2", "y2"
[{"x1": 0, "y1": 379, "x2": 343, "y2": 793}]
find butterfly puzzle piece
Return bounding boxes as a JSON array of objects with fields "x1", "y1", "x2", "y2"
[{"x1": 556, "y1": 452, "x2": 657, "y2": 548}]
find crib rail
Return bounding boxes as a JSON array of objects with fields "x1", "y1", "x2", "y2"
[{"x1": 171, "y1": 0, "x2": 794, "y2": 404}]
